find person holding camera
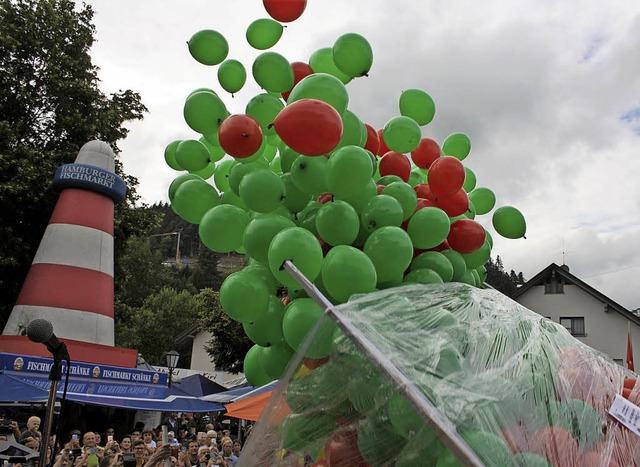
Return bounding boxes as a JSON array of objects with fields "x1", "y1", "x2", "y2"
[{"x1": 81, "y1": 432, "x2": 104, "y2": 467}]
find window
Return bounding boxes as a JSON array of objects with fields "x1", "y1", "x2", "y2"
[
  {"x1": 560, "y1": 317, "x2": 585, "y2": 336},
  {"x1": 544, "y1": 275, "x2": 564, "y2": 294}
]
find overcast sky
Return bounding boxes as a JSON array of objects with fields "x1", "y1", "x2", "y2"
[{"x1": 85, "y1": 0, "x2": 640, "y2": 310}]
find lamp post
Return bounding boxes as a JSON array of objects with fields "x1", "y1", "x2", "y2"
[{"x1": 165, "y1": 350, "x2": 180, "y2": 388}]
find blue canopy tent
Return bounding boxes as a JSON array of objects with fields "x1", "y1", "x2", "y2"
[
  {"x1": 0, "y1": 353, "x2": 224, "y2": 412},
  {"x1": 201, "y1": 384, "x2": 255, "y2": 404},
  {"x1": 173, "y1": 374, "x2": 227, "y2": 398},
  {"x1": 0, "y1": 371, "x2": 50, "y2": 404}
]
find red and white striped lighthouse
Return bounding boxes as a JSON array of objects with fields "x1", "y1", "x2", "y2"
[{"x1": 0, "y1": 141, "x2": 138, "y2": 366}]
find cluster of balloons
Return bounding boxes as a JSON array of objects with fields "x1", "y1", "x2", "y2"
[{"x1": 165, "y1": 0, "x2": 526, "y2": 407}]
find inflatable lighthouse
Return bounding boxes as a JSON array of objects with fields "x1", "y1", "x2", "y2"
[{"x1": 0, "y1": 141, "x2": 138, "y2": 366}]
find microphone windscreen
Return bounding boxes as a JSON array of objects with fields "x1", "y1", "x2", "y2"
[{"x1": 26, "y1": 318, "x2": 54, "y2": 343}]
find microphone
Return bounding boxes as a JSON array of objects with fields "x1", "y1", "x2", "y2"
[{"x1": 26, "y1": 318, "x2": 69, "y2": 359}]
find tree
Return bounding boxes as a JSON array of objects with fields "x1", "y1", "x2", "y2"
[
  {"x1": 0, "y1": 0, "x2": 157, "y2": 329},
  {"x1": 485, "y1": 256, "x2": 525, "y2": 297},
  {"x1": 115, "y1": 287, "x2": 201, "y2": 366},
  {"x1": 198, "y1": 289, "x2": 253, "y2": 373}
]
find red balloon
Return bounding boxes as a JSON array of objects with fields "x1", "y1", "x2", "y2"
[
  {"x1": 303, "y1": 356, "x2": 329, "y2": 369},
  {"x1": 433, "y1": 188, "x2": 469, "y2": 217},
  {"x1": 413, "y1": 183, "x2": 435, "y2": 200},
  {"x1": 447, "y1": 218, "x2": 486, "y2": 254},
  {"x1": 379, "y1": 151, "x2": 411, "y2": 182},
  {"x1": 376, "y1": 184, "x2": 385, "y2": 195},
  {"x1": 411, "y1": 137, "x2": 441, "y2": 169},
  {"x1": 316, "y1": 192, "x2": 333, "y2": 203},
  {"x1": 282, "y1": 61, "x2": 314, "y2": 101},
  {"x1": 375, "y1": 128, "x2": 391, "y2": 156},
  {"x1": 324, "y1": 428, "x2": 369, "y2": 467},
  {"x1": 263, "y1": 0, "x2": 307, "y2": 22},
  {"x1": 218, "y1": 114, "x2": 263, "y2": 158},
  {"x1": 363, "y1": 123, "x2": 380, "y2": 155},
  {"x1": 274, "y1": 98, "x2": 343, "y2": 156},
  {"x1": 427, "y1": 156, "x2": 465, "y2": 197}
]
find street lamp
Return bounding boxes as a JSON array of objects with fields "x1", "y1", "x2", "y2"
[{"x1": 165, "y1": 350, "x2": 180, "y2": 388}]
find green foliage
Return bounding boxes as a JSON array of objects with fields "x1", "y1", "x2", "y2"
[
  {"x1": 485, "y1": 256, "x2": 525, "y2": 297},
  {"x1": 0, "y1": 0, "x2": 153, "y2": 329},
  {"x1": 115, "y1": 287, "x2": 201, "y2": 366},
  {"x1": 198, "y1": 289, "x2": 253, "y2": 374}
]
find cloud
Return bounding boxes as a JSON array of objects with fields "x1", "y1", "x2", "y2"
[{"x1": 85, "y1": 0, "x2": 640, "y2": 309}]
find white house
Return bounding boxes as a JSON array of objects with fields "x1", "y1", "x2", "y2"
[{"x1": 512, "y1": 263, "x2": 639, "y2": 368}]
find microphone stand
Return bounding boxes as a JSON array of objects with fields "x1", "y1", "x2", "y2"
[{"x1": 39, "y1": 344, "x2": 68, "y2": 467}]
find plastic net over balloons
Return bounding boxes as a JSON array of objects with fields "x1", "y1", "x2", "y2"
[{"x1": 237, "y1": 283, "x2": 640, "y2": 466}]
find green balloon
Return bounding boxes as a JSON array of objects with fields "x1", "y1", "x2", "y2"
[
  {"x1": 243, "y1": 213, "x2": 296, "y2": 263},
  {"x1": 364, "y1": 226, "x2": 413, "y2": 283},
  {"x1": 239, "y1": 168, "x2": 285, "y2": 213},
  {"x1": 246, "y1": 93, "x2": 284, "y2": 136},
  {"x1": 246, "y1": 18, "x2": 283, "y2": 50},
  {"x1": 475, "y1": 265, "x2": 487, "y2": 283},
  {"x1": 469, "y1": 187, "x2": 496, "y2": 215},
  {"x1": 220, "y1": 189, "x2": 248, "y2": 211},
  {"x1": 290, "y1": 155, "x2": 329, "y2": 196},
  {"x1": 296, "y1": 200, "x2": 322, "y2": 234},
  {"x1": 407, "y1": 170, "x2": 422, "y2": 187},
  {"x1": 268, "y1": 227, "x2": 323, "y2": 289},
  {"x1": 252, "y1": 51, "x2": 294, "y2": 93},
  {"x1": 199, "y1": 135, "x2": 226, "y2": 163},
  {"x1": 406, "y1": 207, "x2": 450, "y2": 249},
  {"x1": 164, "y1": 140, "x2": 183, "y2": 170},
  {"x1": 399, "y1": 89, "x2": 436, "y2": 126},
  {"x1": 411, "y1": 251, "x2": 454, "y2": 282},
  {"x1": 316, "y1": 199, "x2": 360, "y2": 246},
  {"x1": 260, "y1": 342, "x2": 295, "y2": 379},
  {"x1": 184, "y1": 90, "x2": 228, "y2": 135},
  {"x1": 383, "y1": 116, "x2": 422, "y2": 153},
  {"x1": 388, "y1": 392, "x2": 429, "y2": 439},
  {"x1": 332, "y1": 33, "x2": 373, "y2": 78},
  {"x1": 168, "y1": 173, "x2": 201, "y2": 202},
  {"x1": 213, "y1": 159, "x2": 234, "y2": 192},
  {"x1": 242, "y1": 295, "x2": 284, "y2": 347},
  {"x1": 217, "y1": 59, "x2": 246, "y2": 94},
  {"x1": 171, "y1": 179, "x2": 220, "y2": 224},
  {"x1": 244, "y1": 345, "x2": 272, "y2": 387},
  {"x1": 244, "y1": 260, "x2": 280, "y2": 294},
  {"x1": 175, "y1": 139, "x2": 210, "y2": 172},
  {"x1": 326, "y1": 145, "x2": 373, "y2": 198},
  {"x1": 442, "y1": 132, "x2": 471, "y2": 160},
  {"x1": 269, "y1": 155, "x2": 282, "y2": 173},
  {"x1": 279, "y1": 145, "x2": 300, "y2": 173},
  {"x1": 199, "y1": 204, "x2": 250, "y2": 253},
  {"x1": 287, "y1": 73, "x2": 349, "y2": 114},
  {"x1": 463, "y1": 166, "x2": 477, "y2": 192},
  {"x1": 335, "y1": 178, "x2": 377, "y2": 213},
  {"x1": 361, "y1": 194, "x2": 404, "y2": 233},
  {"x1": 188, "y1": 29, "x2": 229, "y2": 65},
  {"x1": 192, "y1": 161, "x2": 216, "y2": 180},
  {"x1": 334, "y1": 109, "x2": 367, "y2": 150},
  {"x1": 228, "y1": 161, "x2": 255, "y2": 195},
  {"x1": 220, "y1": 270, "x2": 270, "y2": 322},
  {"x1": 462, "y1": 240, "x2": 491, "y2": 269},
  {"x1": 262, "y1": 143, "x2": 278, "y2": 162},
  {"x1": 404, "y1": 268, "x2": 444, "y2": 285},
  {"x1": 440, "y1": 249, "x2": 467, "y2": 282},
  {"x1": 282, "y1": 298, "x2": 337, "y2": 359},
  {"x1": 492, "y1": 206, "x2": 526, "y2": 239},
  {"x1": 511, "y1": 453, "x2": 551, "y2": 467},
  {"x1": 485, "y1": 229, "x2": 493, "y2": 248},
  {"x1": 281, "y1": 172, "x2": 311, "y2": 213},
  {"x1": 382, "y1": 182, "x2": 418, "y2": 221},
  {"x1": 377, "y1": 174, "x2": 404, "y2": 186},
  {"x1": 321, "y1": 245, "x2": 377, "y2": 303},
  {"x1": 309, "y1": 47, "x2": 352, "y2": 84}
]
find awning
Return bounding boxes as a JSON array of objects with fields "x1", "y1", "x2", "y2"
[
  {"x1": 224, "y1": 382, "x2": 286, "y2": 422},
  {"x1": 173, "y1": 373, "x2": 227, "y2": 397},
  {"x1": 202, "y1": 384, "x2": 255, "y2": 403},
  {"x1": 0, "y1": 371, "x2": 49, "y2": 403},
  {"x1": 0, "y1": 352, "x2": 224, "y2": 412}
]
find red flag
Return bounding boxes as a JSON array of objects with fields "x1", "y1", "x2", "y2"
[{"x1": 627, "y1": 322, "x2": 635, "y2": 372}]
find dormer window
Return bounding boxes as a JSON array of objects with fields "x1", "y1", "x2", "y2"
[{"x1": 544, "y1": 271, "x2": 564, "y2": 294}]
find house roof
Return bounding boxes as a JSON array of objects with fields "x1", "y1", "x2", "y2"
[{"x1": 513, "y1": 263, "x2": 640, "y2": 326}]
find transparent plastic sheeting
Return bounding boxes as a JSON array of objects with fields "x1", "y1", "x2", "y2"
[{"x1": 238, "y1": 283, "x2": 640, "y2": 466}]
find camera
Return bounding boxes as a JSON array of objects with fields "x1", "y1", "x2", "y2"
[
  {"x1": 70, "y1": 448, "x2": 83, "y2": 459},
  {"x1": 0, "y1": 418, "x2": 13, "y2": 435},
  {"x1": 122, "y1": 452, "x2": 136, "y2": 467},
  {"x1": 204, "y1": 453, "x2": 211, "y2": 461}
]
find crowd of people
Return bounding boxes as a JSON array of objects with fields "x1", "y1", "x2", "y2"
[{"x1": 0, "y1": 413, "x2": 246, "y2": 467}]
